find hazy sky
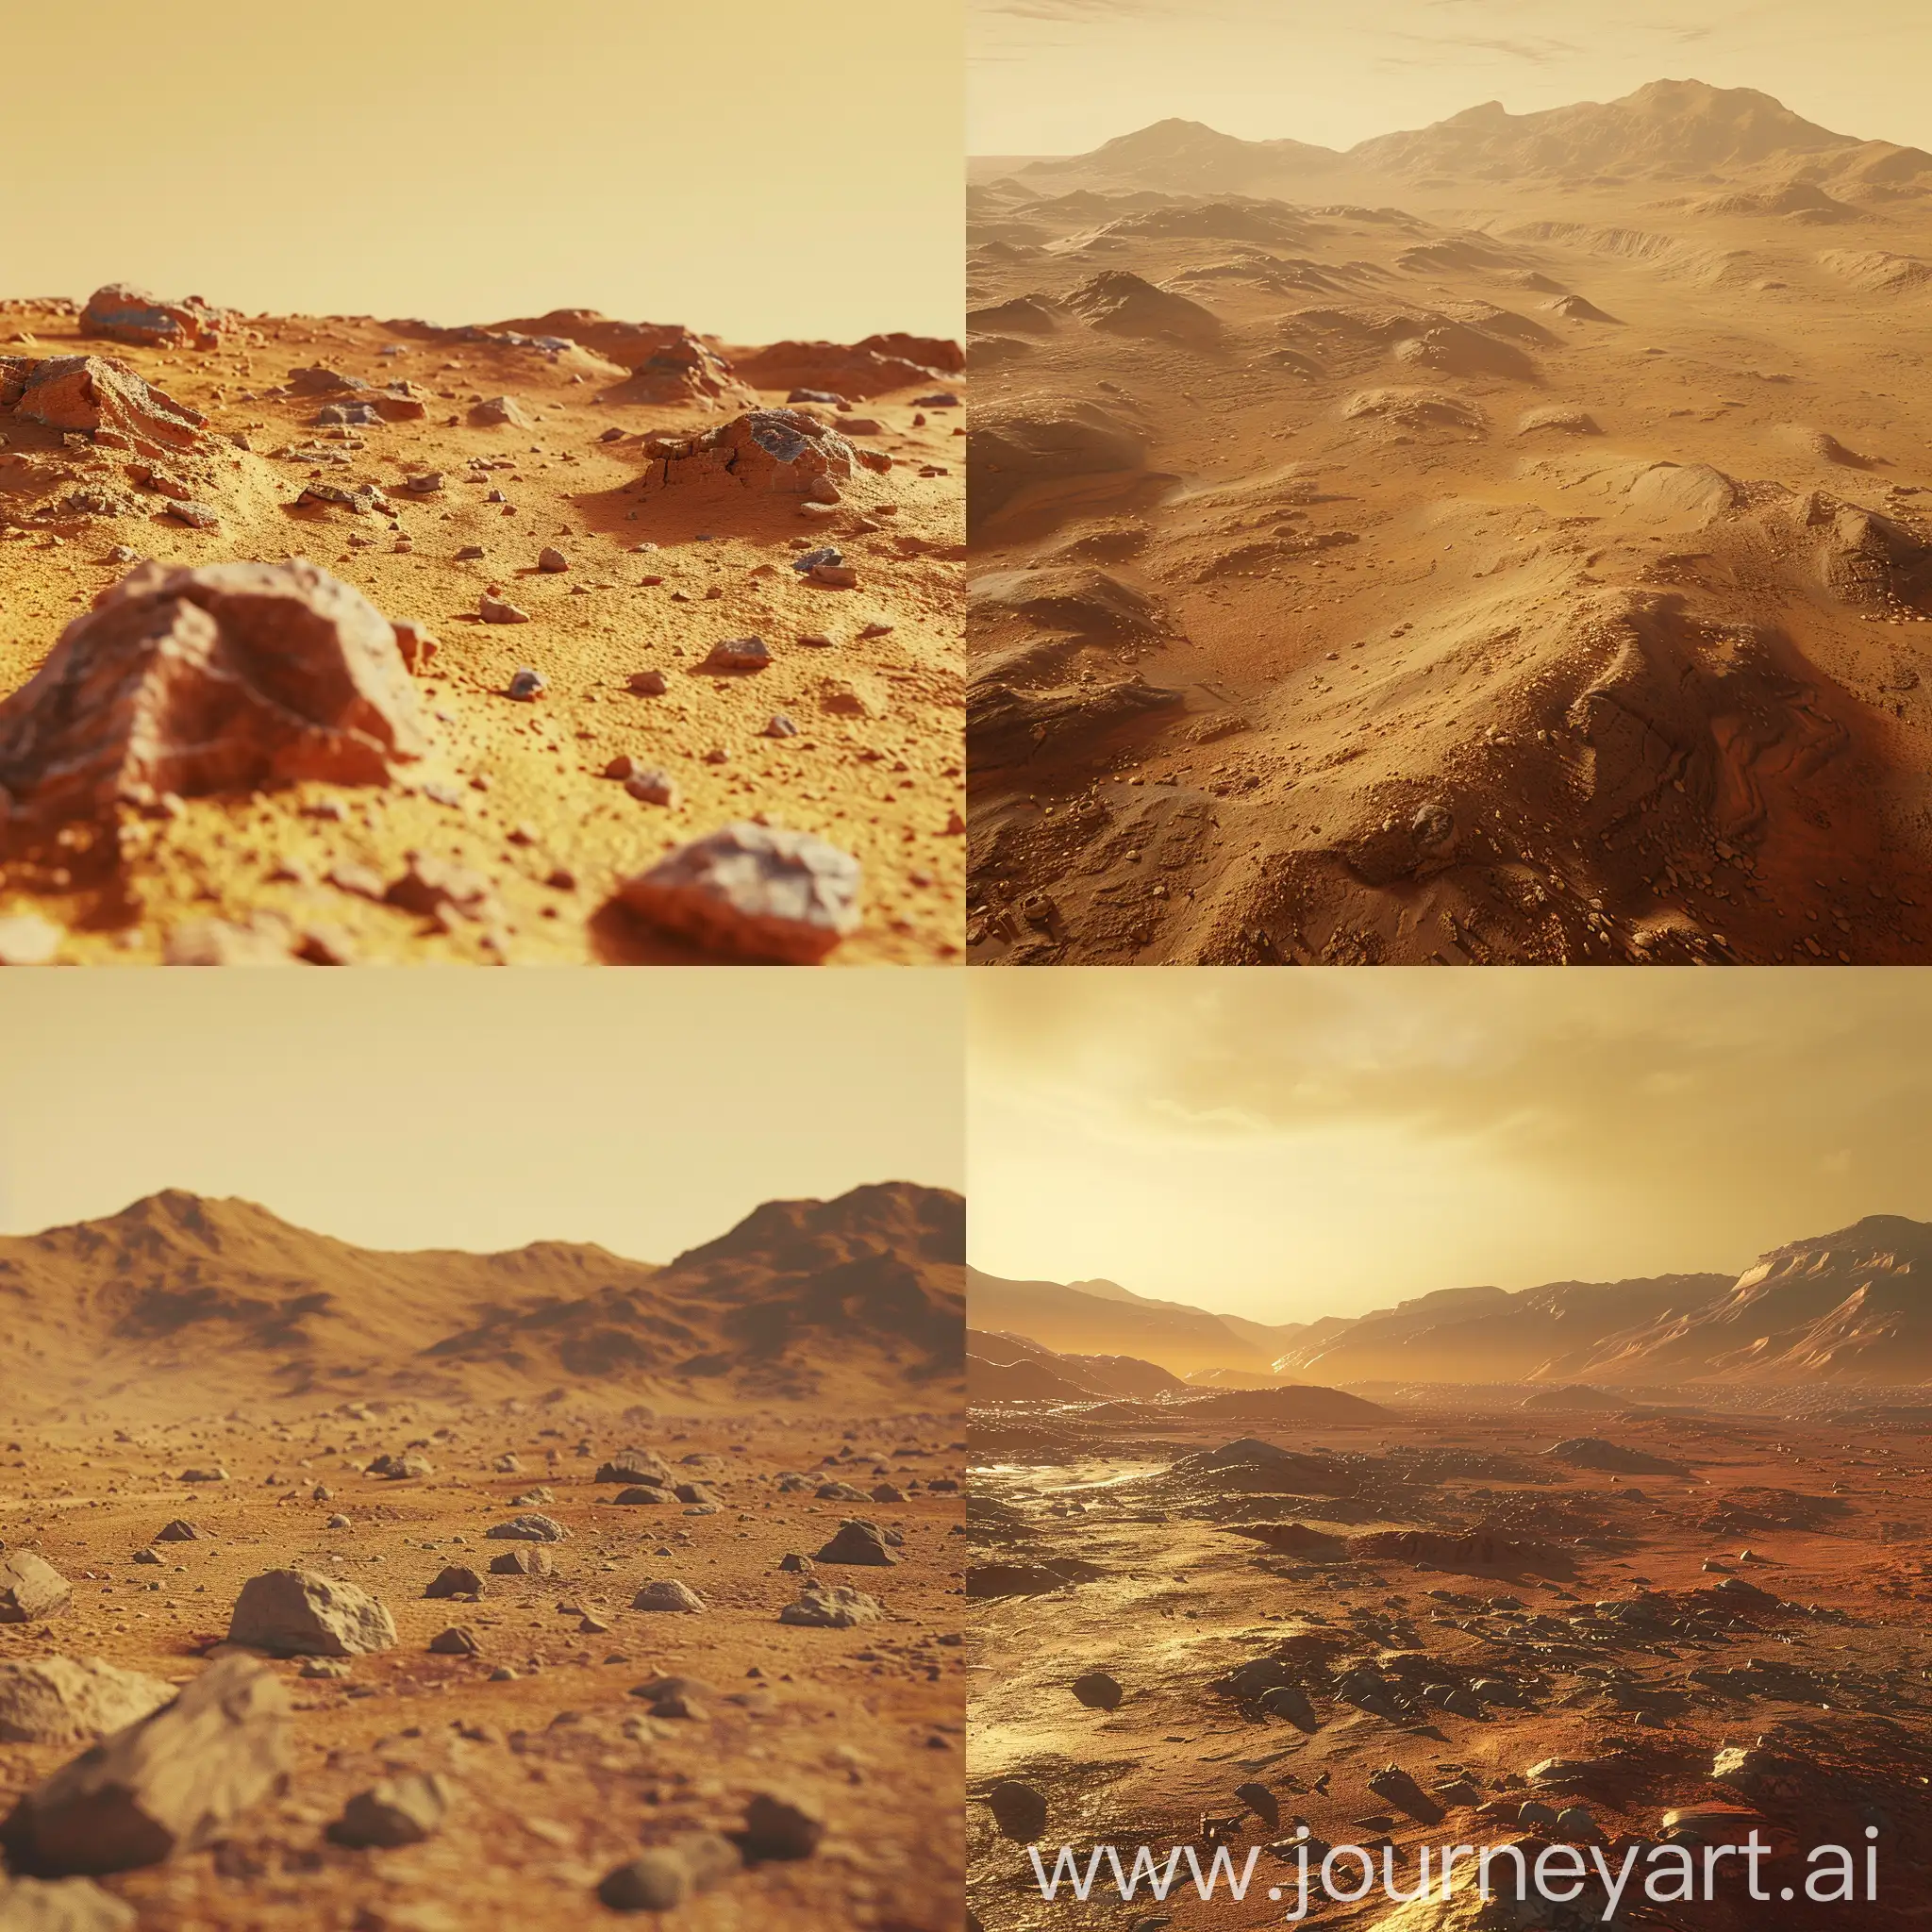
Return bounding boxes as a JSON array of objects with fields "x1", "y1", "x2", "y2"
[
  {"x1": 0, "y1": 974, "x2": 962, "y2": 1259},
  {"x1": 8, "y1": 0, "x2": 961, "y2": 344},
  {"x1": 971, "y1": 0, "x2": 1932, "y2": 158},
  {"x1": 969, "y1": 970, "x2": 1932, "y2": 1322}
]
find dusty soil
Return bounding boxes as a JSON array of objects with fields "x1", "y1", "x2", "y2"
[
  {"x1": 966, "y1": 115, "x2": 1932, "y2": 963},
  {"x1": 0, "y1": 1399, "x2": 966, "y2": 1930},
  {"x1": 967, "y1": 1395, "x2": 1932, "y2": 1929},
  {"x1": 0, "y1": 299, "x2": 965, "y2": 964}
]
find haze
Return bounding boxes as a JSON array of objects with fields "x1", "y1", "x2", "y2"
[
  {"x1": 9, "y1": 0, "x2": 962, "y2": 344},
  {"x1": 969, "y1": 970, "x2": 1932, "y2": 1321},
  {"x1": 970, "y1": 0, "x2": 1932, "y2": 158},
  {"x1": 0, "y1": 974, "x2": 963, "y2": 1259}
]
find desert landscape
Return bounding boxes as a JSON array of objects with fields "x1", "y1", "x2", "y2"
[
  {"x1": 967, "y1": 1215, "x2": 1932, "y2": 1928},
  {"x1": 0, "y1": 1181, "x2": 967, "y2": 1930},
  {"x1": 967, "y1": 80, "x2": 1932, "y2": 963},
  {"x1": 0, "y1": 291, "x2": 965, "y2": 964}
]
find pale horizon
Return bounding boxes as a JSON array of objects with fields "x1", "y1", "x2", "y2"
[
  {"x1": 969, "y1": 971, "x2": 1932, "y2": 1324},
  {"x1": 970, "y1": 1, "x2": 1932, "y2": 160},
  {"x1": 10, "y1": 0, "x2": 963, "y2": 346},
  {"x1": 0, "y1": 974, "x2": 964, "y2": 1261}
]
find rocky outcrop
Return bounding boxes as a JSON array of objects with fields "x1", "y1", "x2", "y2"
[
  {"x1": 1, "y1": 356, "x2": 205, "y2": 457},
  {"x1": 225, "y1": 1570, "x2": 397, "y2": 1657},
  {"x1": 641, "y1": 408, "x2": 864, "y2": 497},
  {"x1": 80, "y1": 285, "x2": 229, "y2": 349},
  {"x1": 0, "y1": 558, "x2": 429, "y2": 833}
]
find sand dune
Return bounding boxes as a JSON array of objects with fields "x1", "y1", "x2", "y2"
[{"x1": 968, "y1": 81, "x2": 1932, "y2": 962}]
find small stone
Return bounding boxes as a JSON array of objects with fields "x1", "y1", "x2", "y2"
[
  {"x1": 620, "y1": 823, "x2": 862, "y2": 964},
  {"x1": 625, "y1": 770, "x2": 679, "y2": 808},
  {"x1": 457, "y1": 544, "x2": 486, "y2": 560},
  {"x1": 740, "y1": 1791, "x2": 824, "y2": 1862},
  {"x1": 484, "y1": 1515, "x2": 569, "y2": 1543},
  {"x1": 988, "y1": 1781, "x2": 1047, "y2": 1843},
  {"x1": 596, "y1": 1834, "x2": 739, "y2": 1914},
  {"x1": 628, "y1": 669, "x2": 669, "y2": 695},
  {"x1": 426, "y1": 1627, "x2": 478, "y2": 1657},
  {"x1": 763, "y1": 714, "x2": 799, "y2": 739},
  {"x1": 479, "y1": 595, "x2": 529, "y2": 625},
  {"x1": 809, "y1": 563, "x2": 858, "y2": 588},
  {"x1": 707, "y1": 636, "x2": 771, "y2": 671},
  {"x1": 424, "y1": 1567, "x2": 484, "y2": 1601},
  {"x1": 506, "y1": 668, "x2": 545, "y2": 701},
  {"x1": 326, "y1": 1773, "x2": 451, "y2": 1850},
  {"x1": 487, "y1": 1546, "x2": 553, "y2": 1576},
  {"x1": 631, "y1": 1580, "x2": 707, "y2": 1614},
  {"x1": 1071, "y1": 1671, "x2": 1123, "y2": 1711},
  {"x1": 537, "y1": 547, "x2": 568, "y2": 573}
]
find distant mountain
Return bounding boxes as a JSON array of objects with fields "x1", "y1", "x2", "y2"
[
  {"x1": 1559, "y1": 1216, "x2": 1932, "y2": 1385},
  {"x1": 1001, "y1": 81, "x2": 1932, "y2": 199},
  {"x1": 1271, "y1": 1276, "x2": 1732, "y2": 1385},
  {"x1": 0, "y1": 1184, "x2": 963, "y2": 1415},
  {"x1": 967, "y1": 1266, "x2": 1299, "y2": 1374},
  {"x1": 967, "y1": 1327, "x2": 1186, "y2": 1401},
  {"x1": 981, "y1": 1213, "x2": 1932, "y2": 1391}
]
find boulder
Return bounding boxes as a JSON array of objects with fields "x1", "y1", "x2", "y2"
[
  {"x1": 426, "y1": 1626, "x2": 478, "y2": 1657},
  {"x1": 424, "y1": 1566, "x2": 484, "y2": 1600},
  {"x1": 595, "y1": 1450, "x2": 675, "y2": 1487},
  {"x1": 620, "y1": 822, "x2": 862, "y2": 964},
  {"x1": 81, "y1": 285, "x2": 227, "y2": 348},
  {"x1": 225, "y1": 1570, "x2": 396, "y2": 1657},
  {"x1": 813, "y1": 1520, "x2": 899, "y2": 1568},
  {"x1": 777, "y1": 1586, "x2": 883, "y2": 1629},
  {"x1": 0, "y1": 1556, "x2": 70, "y2": 1624},
  {"x1": 644, "y1": 408, "x2": 858, "y2": 495},
  {"x1": 487, "y1": 1546, "x2": 553, "y2": 1576},
  {"x1": 325, "y1": 1773, "x2": 450, "y2": 1849},
  {"x1": 0, "y1": 1661, "x2": 175, "y2": 1745},
  {"x1": 612, "y1": 1486, "x2": 667, "y2": 1507},
  {"x1": 0, "y1": 558, "x2": 429, "y2": 835},
  {"x1": 0, "y1": 1657, "x2": 291, "y2": 1876},
  {"x1": 484, "y1": 1514, "x2": 568, "y2": 1542},
  {"x1": 631, "y1": 1580, "x2": 707, "y2": 1614}
]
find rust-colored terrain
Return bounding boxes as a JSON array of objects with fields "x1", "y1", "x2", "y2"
[
  {"x1": 967, "y1": 1218, "x2": 1932, "y2": 1929},
  {"x1": 0, "y1": 292, "x2": 965, "y2": 964},
  {"x1": 967, "y1": 82, "x2": 1932, "y2": 963},
  {"x1": 0, "y1": 1186, "x2": 966, "y2": 1929}
]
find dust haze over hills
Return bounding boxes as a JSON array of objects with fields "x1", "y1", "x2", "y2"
[
  {"x1": 972, "y1": 1213, "x2": 1932, "y2": 1391},
  {"x1": 0, "y1": 1182, "x2": 965, "y2": 1419},
  {"x1": 966, "y1": 79, "x2": 1932, "y2": 962}
]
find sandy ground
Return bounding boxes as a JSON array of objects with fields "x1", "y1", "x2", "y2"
[
  {"x1": 967, "y1": 1395, "x2": 1932, "y2": 1930},
  {"x1": 0, "y1": 302, "x2": 965, "y2": 964},
  {"x1": 966, "y1": 160, "x2": 1932, "y2": 963},
  {"x1": 0, "y1": 1400, "x2": 965, "y2": 1929}
]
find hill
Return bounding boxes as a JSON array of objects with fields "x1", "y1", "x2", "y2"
[{"x1": 0, "y1": 1183, "x2": 963, "y2": 1416}]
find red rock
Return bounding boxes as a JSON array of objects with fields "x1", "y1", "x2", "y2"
[
  {"x1": 3, "y1": 357, "x2": 205, "y2": 456},
  {"x1": 646, "y1": 410, "x2": 857, "y2": 498},
  {"x1": 80, "y1": 284, "x2": 230, "y2": 349},
  {"x1": 0, "y1": 558, "x2": 429, "y2": 834}
]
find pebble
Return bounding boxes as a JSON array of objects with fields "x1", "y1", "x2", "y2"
[
  {"x1": 763, "y1": 714, "x2": 800, "y2": 739},
  {"x1": 620, "y1": 823, "x2": 862, "y2": 963},
  {"x1": 708, "y1": 636, "x2": 771, "y2": 671},
  {"x1": 625, "y1": 769, "x2": 679, "y2": 808},
  {"x1": 537, "y1": 546, "x2": 568, "y2": 573},
  {"x1": 478, "y1": 594, "x2": 529, "y2": 625},
  {"x1": 628, "y1": 669, "x2": 669, "y2": 695},
  {"x1": 506, "y1": 668, "x2": 546, "y2": 701}
]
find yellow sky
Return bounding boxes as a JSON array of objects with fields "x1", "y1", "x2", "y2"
[
  {"x1": 969, "y1": 970, "x2": 1932, "y2": 1322},
  {"x1": 0, "y1": 973, "x2": 962, "y2": 1257},
  {"x1": 971, "y1": 0, "x2": 1932, "y2": 158},
  {"x1": 8, "y1": 0, "x2": 961, "y2": 345}
]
